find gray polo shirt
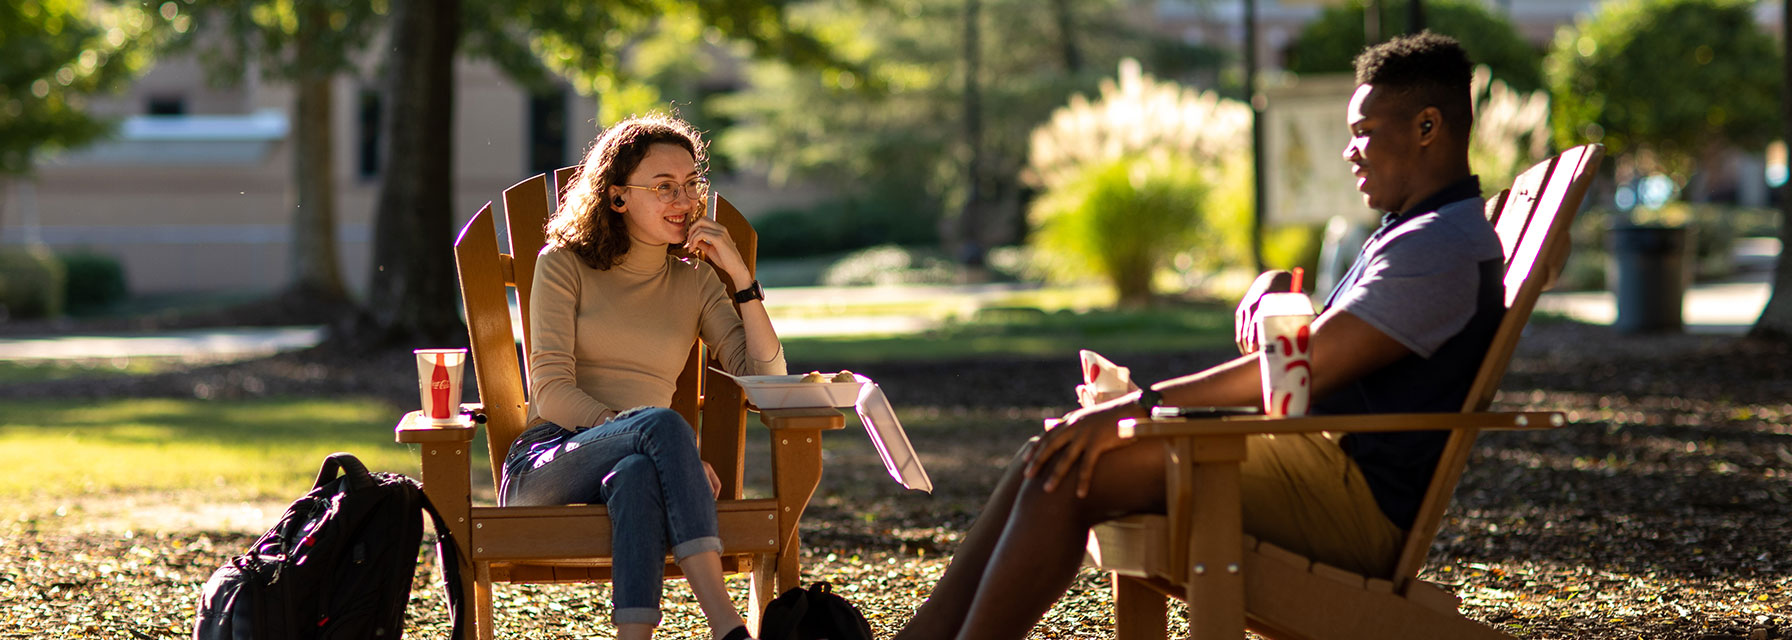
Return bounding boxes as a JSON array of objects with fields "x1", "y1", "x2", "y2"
[{"x1": 1316, "y1": 176, "x2": 1506, "y2": 529}]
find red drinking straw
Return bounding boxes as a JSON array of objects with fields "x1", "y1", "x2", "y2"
[{"x1": 1291, "y1": 266, "x2": 1304, "y2": 294}]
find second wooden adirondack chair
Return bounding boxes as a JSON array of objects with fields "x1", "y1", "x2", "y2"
[
  {"x1": 396, "y1": 167, "x2": 845, "y2": 640},
  {"x1": 1086, "y1": 144, "x2": 1605, "y2": 638}
]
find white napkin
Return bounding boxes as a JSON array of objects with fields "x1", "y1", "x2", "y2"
[
  {"x1": 1076, "y1": 349, "x2": 1139, "y2": 408},
  {"x1": 853, "y1": 379, "x2": 933, "y2": 493}
]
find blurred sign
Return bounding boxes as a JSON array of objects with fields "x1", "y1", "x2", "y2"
[{"x1": 1261, "y1": 74, "x2": 1376, "y2": 226}]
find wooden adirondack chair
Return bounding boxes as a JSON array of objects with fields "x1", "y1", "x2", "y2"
[
  {"x1": 395, "y1": 168, "x2": 845, "y2": 640},
  {"x1": 1086, "y1": 144, "x2": 1606, "y2": 639}
]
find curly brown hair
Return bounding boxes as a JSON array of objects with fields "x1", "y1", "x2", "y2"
[{"x1": 544, "y1": 113, "x2": 708, "y2": 270}]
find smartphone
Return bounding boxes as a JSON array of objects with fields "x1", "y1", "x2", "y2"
[
  {"x1": 1148, "y1": 405, "x2": 1262, "y2": 420},
  {"x1": 707, "y1": 190, "x2": 718, "y2": 221}
]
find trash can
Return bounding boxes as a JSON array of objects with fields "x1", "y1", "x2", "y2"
[{"x1": 1607, "y1": 224, "x2": 1690, "y2": 333}]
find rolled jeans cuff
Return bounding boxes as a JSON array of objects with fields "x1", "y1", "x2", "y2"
[
  {"x1": 613, "y1": 606, "x2": 662, "y2": 627},
  {"x1": 672, "y1": 535, "x2": 723, "y2": 563}
]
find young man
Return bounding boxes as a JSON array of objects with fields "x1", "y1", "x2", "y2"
[{"x1": 893, "y1": 32, "x2": 1505, "y2": 640}]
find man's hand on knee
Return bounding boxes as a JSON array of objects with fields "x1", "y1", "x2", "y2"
[{"x1": 1236, "y1": 270, "x2": 1294, "y2": 355}]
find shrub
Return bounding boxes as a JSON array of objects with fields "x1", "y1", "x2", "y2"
[
  {"x1": 59, "y1": 250, "x2": 129, "y2": 314},
  {"x1": 756, "y1": 207, "x2": 848, "y2": 258},
  {"x1": 1026, "y1": 59, "x2": 1254, "y2": 306},
  {"x1": 0, "y1": 247, "x2": 66, "y2": 321},
  {"x1": 819, "y1": 245, "x2": 959, "y2": 287},
  {"x1": 755, "y1": 189, "x2": 943, "y2": 259},
  {"x1": 1469, "y1": 66, "x2": 1553, "y2": 196},
  {"x1": 1261, "y1": 224, "x2": 1325, "y2": 277},
  {"x1": 1029, "y1": 155, "x2": 1216, "y2": 306}
]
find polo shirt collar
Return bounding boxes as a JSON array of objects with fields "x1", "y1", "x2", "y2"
[{"x1": 1380, "y1": 175, "x2": 1482, "y2": 229}]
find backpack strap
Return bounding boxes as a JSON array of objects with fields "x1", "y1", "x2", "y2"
[{"x1": 417, "y1": 490, "x2": 467, "y2": 639}]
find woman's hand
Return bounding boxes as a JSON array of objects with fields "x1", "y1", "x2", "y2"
[
  {"x1": 684, "y1": 217, "x2": 751, "y2": 286},
  {"x1": 1024, "y1": 399, "x2": 1135, "y2": 499},
  {"x1": 703, "y1": 460, "x2": 721, "y2": 498}
]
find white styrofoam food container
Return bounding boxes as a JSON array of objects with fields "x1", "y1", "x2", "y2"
[{"x1": 709, "y1": 367, "x2": 864, "y2": 409}]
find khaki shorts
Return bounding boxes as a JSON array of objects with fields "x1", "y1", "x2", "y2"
[{"x1": 1239, "y1": 432, "x2": 1404, "y2": 576}]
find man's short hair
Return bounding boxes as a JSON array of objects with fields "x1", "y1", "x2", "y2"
[{"x1": 1353, "y1": 32, "x2": 1474, "y2": 142}]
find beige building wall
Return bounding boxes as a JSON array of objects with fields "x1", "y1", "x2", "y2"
[
  {"x1": 6, "y1": 48, "x2": 823, "y2": 300},
  {"x1": 5, "y1": 54, "x2": 597, "y2": 299}
]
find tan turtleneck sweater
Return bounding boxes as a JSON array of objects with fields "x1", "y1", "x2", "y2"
[{"x1": 525, "y1": 237, "x2": 787, "y2": 430}]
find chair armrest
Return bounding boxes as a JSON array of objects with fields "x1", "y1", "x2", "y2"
[
  {"x1": 395, "y1": 409, "x2": 479, "y2": 444},
  {"x1": 1118, "y1": 410, "x2": 1564, "y2": 440},
  {"x1": 760, "y1": 407, "x2": 848, "y2": 432}
]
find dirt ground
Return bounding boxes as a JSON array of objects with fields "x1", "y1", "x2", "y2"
[{"x1": 2, "y1": 319, "x2": 1790, "y2": 638}]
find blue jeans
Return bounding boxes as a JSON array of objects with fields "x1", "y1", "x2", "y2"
[{"x1": 499, "y1": 407, "x2": 723, "y2": 627}]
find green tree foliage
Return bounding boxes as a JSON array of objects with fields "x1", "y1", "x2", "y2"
[
  {"x1": 1285, "y1": 0, "x2": 1544, "y2": 94},
  {"x1": 714, "y1": 0, "x2": 1224, "y2": 255},
  {"x1": 463, "y1": 1, "x2": 839, "y2": 123},
  {"x1": 1545, "y1": 0, "x2": 1781, "y2": 182},
  {"x1": 177, "y1": 0, "x2": 383, "y2": 82},
  {"x1": 0, "y1": 0, "x2": 163, "y2": 175}
]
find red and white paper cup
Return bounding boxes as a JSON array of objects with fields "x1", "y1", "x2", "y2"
[
  {"x1": 414, "y1": 348, "x2": 469, "y2": 425},
  {"x1": 1255, "y1": 293, "x2": 1315, "y2": 417}
]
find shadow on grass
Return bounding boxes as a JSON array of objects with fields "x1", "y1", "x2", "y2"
[{"x1": 783, "y1": 302, "x2": 1234, "y2": 364}]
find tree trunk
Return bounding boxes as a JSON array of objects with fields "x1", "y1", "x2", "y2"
[
  {"x1": 956, "y1": 0, "x2": 987, "y2": 270},
  {"x1": 1749, "y1": 0, "x2": 1792, "y2": 341},
  {"x1": 338, "y1": 0, "x2": 464, "y2": 348},
  {"x1": 1049, "y1": 0, "x2": 1082, "y2": 73},
  {"x1": 1246, "y1": 0, "x2": 1266, "y2": 272},
  {"x1": 0, "y1": 177, "x2": 9, "y2": 242},
  {"x1": 289, "y1": 65, "x2": 348, "y2": 303}
]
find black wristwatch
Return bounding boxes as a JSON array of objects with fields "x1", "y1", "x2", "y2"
[
  {"x1": 1136, "y1": 387, "x2": 1163, "y2": 410},
  {"x1": 732, "y1": 280, "x2": 764, "y2": 304}
]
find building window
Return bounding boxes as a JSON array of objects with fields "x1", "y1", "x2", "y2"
[
  {"x1": 528, "y1": 88, "x2": 568, "y2": 177},
  {"x1": 146, "y1": 95, "x2": 186, "y2": 116},
  {"x1": 358, "y1": 89, "x2": 382, "y2": 179}
]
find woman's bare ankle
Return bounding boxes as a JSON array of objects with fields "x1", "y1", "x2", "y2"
[{"x1": 616, "y1": 622, "x2": 654, "y2": 640}]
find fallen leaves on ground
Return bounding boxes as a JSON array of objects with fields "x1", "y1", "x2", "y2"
[{"x1": 2, "y1": 320, "x2": 1789, "y2": 638}]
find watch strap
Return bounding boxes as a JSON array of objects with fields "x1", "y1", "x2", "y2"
[{"x1": 732, "y1": 280, "x2": 764, "y2": 304}]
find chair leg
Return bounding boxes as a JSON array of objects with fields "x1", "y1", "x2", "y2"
[
  {"x1": 748, "y1": 552, "x2": 778, "y2": 636},
  {"x1": 1113, "y1": 574, "x2": 1167, "y2": 640},
  {"x1": 769, "y1": 431, "x2": 825, "y2": 594},
  {"x1": 474, "y1": 563, "x2": 496, "y2": 640}
]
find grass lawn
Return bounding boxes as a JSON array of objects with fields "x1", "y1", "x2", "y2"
[
  {"x1": 0, "y1": 302, "x2": 1233, "y2": 527},
  {"x1": 0, "y1": 397, "x2": 463, "y2": 505},
  {"x1": 0, "y1": 358, "x2": 175, "y2": 384}
]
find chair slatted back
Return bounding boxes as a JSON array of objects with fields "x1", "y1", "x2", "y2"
[
  {"x1": 1389, "y1": 144, "x2": 1603, "y2": 592},
  {"x1": 455, "y1": 168, "x2": 759, "y2": 498}
]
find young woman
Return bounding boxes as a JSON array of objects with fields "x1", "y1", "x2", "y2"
[{"x1": 499, "y1": 113, "x2": 783, "y2": 640}]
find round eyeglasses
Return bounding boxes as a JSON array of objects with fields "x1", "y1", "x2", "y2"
[{"x1": 623, "y1": 177, "x2": 709, "y2": 203}]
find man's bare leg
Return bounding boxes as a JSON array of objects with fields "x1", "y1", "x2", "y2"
[
  {"x1": 891, "y1": 443, "x2": 1033, "y2": 640},
  {"x1": 895, "y1": 440, "x2": 1169, "y2": 640}
]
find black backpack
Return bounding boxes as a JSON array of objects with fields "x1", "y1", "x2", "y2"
[
  {"x1": 193, "y1": 452, "x2": 464, "y2": 639},
  {"x1": 759, "y1": 582, "x2": 874, "y2": 640}
]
